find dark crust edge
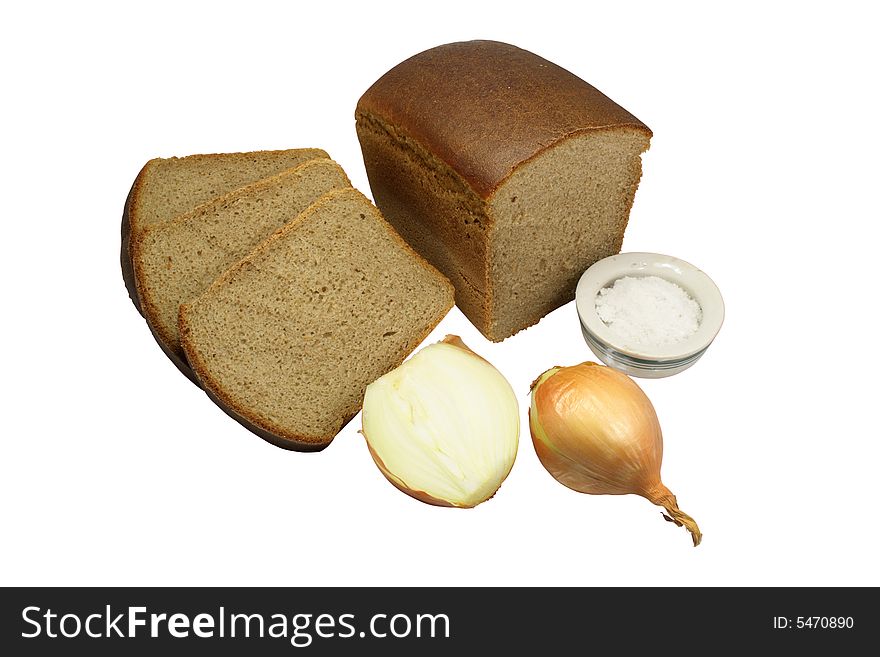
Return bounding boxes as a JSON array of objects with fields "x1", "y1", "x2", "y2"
[
  {"x1": 119, "y1": 160, "x2": 202, "y2": 388},
  {"x1": 121, "y1": 167, "x2": 145, "y2": 316},
  {"x1": 178, "y1": 189, "x2": 455, "y2": 453},
  {"x1": 122, "y1": 162, "x2": 202, "y2": 385}
]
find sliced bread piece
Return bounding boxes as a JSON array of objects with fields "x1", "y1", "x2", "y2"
[
  {"x1": 133, "y1": 159, "x2": 351, "y2": 371},
  {"x1": 179, "y1": 188, "x2": 455, "y2": 451},
  {"x1": 122, "y1": 148, "x2": 328, "y2": 315}
]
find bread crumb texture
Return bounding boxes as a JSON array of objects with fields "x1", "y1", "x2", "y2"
[
  {"x1": 135, "y1": 159, "x2": 350, "y2": 355},
  {"x1": 180, "y1": 189, "x2": 454, "y2": 446},
  {"x1": 130, "y1": 149, "x2": 329, "y2": 230},
  {"x1": 487, "y1": 129, "x2": 650, "y2": 340}
]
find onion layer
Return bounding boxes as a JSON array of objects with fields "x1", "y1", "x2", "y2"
[
  {"x1": 362, "y1": 335, "x2": 519, "y2": 508},
  {"x1": 530, "y1": 363, "x2": 702, "y2": 546}
]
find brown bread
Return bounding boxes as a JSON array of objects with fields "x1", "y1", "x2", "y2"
[
  {"x1": 133, "y1": 159, "x2": 351, "y2": 366},
  {"x1": 356, "y1": 41, "x2": 651, "y2": 341},
  {"x1": 121, "y1": 148, "x2": 328, "y2": 316},
  {"x1": 179, "y1": 188, "x2": 454, "y2": 451}
]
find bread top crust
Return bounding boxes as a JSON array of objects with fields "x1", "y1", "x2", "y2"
[{"x1": 356, "y1": 40, "x2": 652, "y2": 199}]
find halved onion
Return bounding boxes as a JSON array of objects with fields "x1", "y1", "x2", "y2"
[{"x1": 362, "y1": 335, "x2": 519, "y2": 508}]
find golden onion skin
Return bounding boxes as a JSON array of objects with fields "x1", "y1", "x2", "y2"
[{"x1": 530, "y1": 363, "x2": 702, "y2": 546}]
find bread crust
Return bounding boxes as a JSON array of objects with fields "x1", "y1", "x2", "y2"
[
  {"x1": 123, "y1": 161, "x2": 205, "y2": 385},
  {"x1": 179, "y1": 189, "x2": 454, "y2": 452},
  {"x1": 356, "y1": 40, "x2": 652, "y2": 200},
  {"x1": 120, "y1": 159, "x2": 153, "y2": 316},
  {"x1": 356, "y1": 41, "x2": 651, "y2": 341},
  {"x1": 355, "y1": 113, "x2": 492, "y2": 336}
]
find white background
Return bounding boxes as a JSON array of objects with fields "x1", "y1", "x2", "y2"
[{"x1": 2, "y1": 1, "x2": 878, "y2": 586}]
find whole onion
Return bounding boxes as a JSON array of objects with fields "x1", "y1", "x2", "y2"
[{"x1": 530, "y1": 362, "x2": 702, "y2": 546}]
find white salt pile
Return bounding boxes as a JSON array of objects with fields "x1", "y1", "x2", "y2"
[{"x1": 595, "y1": 275, "x2": 702, "y2": 347}]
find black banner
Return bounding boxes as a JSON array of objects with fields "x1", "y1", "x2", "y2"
[{"x1": 0, "y1": 587, "x2": 871, "y2": 654}]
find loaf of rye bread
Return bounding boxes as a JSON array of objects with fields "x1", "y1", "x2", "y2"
[
  {"x1": 179, "y1": 188, "x2": 454, "y2": 451},
  {"x1": 133, "y1": 159, "x2": 351, "y2": 373},
  {"x1": 356, "y1": 40, "x2": 652, "y2": 341}
]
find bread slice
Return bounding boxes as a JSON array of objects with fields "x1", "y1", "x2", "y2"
[
  {"x1": 122, "y1": 148, "x2": 328, "y2": 315},
  {"x1": 179, "y1": 188, "x2": 455, "y2": 451},
  {"x1": 133, "y1": 159, "x2": 351, "y2": 370},
  {"x1": 356, "y1": 41, "x2": 651, "y2": 341}
]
